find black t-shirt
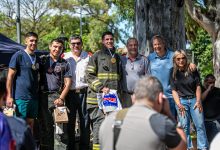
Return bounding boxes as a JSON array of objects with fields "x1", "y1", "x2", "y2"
[
  {"x1": 170, "y1": 69, "x2": 201, "y2": 97},
  {"x1": 202, "y1": 87, "x2": 220, "y2": 121}
]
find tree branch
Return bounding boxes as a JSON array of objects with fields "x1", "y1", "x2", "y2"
[{"x1": 185, "y1": 0, "x2": 216, "y2": 38}]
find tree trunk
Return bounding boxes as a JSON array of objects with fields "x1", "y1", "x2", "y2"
[
  {"x1": 213, "y1": 33, "x2": 220, "y2": 87},
  {"x1": 212, "y1": 3, "x2": 220, "y2": 87},
  {"x1": 185, "y1": 0, "x2": 220, "y2": 87},
  {"x1": 135, "y1": 0, "x2": 185, "y2": 56}
]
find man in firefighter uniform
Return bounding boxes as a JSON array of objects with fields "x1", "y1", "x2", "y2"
[{"x1": 86, "y1": 31, "x2": 122, "y2": 150}]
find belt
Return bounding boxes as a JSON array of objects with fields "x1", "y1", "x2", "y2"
[
  {"x1": 42, "y1": 90, "x2": 59, "y2": 94},
  {"x1": 123, "y1": 91, "x2": 133, "y2": 95},
  {"x1": 181, "y1": 95, "x2": 195, "y2": 99},
  {"x1": 70, "y1": 87, "x2": 87, "y2": 93}
]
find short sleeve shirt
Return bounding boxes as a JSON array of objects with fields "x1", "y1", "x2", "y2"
[
  {"x1": 64, "y1": 51, "x2": 89, "y2": 90},
  {"x1": 121, "y1": 54, "x2": 151, "y2": 92},
  {"x1": 99, "y1": 104, "x2": 181, "y2": 150},
  {"x1": 149, "y1": 113, "x2": 181, "y2": 148},
  {"x1": 148, "y1": 50, "x2": 174, "y2": 98},
  {"x1": 170, "y1": 69, "x2": 200, "y2": 97},
  {"x1": 9, "y1": 50, "x2": 39, "y2": 100},
  {"x1": 39, "y1": 56, "x2": 72, "y2": 91}
]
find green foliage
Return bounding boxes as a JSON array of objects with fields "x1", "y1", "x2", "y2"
[
  {"x1": 190, "y1": 29, "x2": 213, "y2": 79},
  {"x1": 85, "y1": 19, "x2": 108, "y2": 52},
  {"x1": 112, "y1": 0, "x2": 135, "y2": 23},
  {"x1": 185, "y1": 11, "x2": 200, "y2": 41},
  {"x1": 0, "y1": 0, "x2": 135, "y2": 51},
  {"x1": 0, "y1": 12, "x2": 16, "y2": 41},
  {"x1": 185, "y1": 1, "x2": 214, "y2": 80},
  {"x1": 39, "y1": 27, "x2": 60, "y2": 51},
  {"x1": 111, "y1": 0, "x2": 134, "y2": 45}
]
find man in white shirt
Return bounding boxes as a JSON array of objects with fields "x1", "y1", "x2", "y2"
[{"x1": 64, "y1": 35, "x2": 90, "y2": 150}]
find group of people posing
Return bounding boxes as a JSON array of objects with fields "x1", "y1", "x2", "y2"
[{"x1": 2, "y1": 31, "x2": 219, "y2": 150}]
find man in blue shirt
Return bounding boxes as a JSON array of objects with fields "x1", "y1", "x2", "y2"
[
  {"x1": 38, "y1": 38, "x2": 72, "y2": 150},
  {"x1": 148, "y1": 35, "x2": 195, "y2": 118},
  {"x1": 6, "y1": 32, "x2": 40, "y2": 133},
  {"x1": 1, "y1": 66, "x2": 35, "y2": 150}
]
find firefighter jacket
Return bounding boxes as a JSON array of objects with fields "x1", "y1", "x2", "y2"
[{"x1": 86, "y1": 47, "x2": 122, "y2": 105}]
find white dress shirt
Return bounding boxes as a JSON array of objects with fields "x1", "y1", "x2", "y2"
[{"x1": 64, "y1": 51, "x2": 90, "y2": 90}]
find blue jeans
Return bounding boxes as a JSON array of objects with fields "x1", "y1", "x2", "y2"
[{"x1": 177, "y1": 97, "x2": 208, "y2": 149}]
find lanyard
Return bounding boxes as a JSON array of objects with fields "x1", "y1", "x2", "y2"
[
  {"x1": 107, "y1": 48, "x2": 115, "y2": 58},
  {"x1": 25, "y1": 50, "x2": 36, "y2": 65},
  {"x1": 108, "y1": 48, "x2": 117, "y2": 64}
]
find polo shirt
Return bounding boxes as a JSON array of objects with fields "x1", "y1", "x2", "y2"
[
  {"x1": 148, "y1": 50, "x2": 174, "y2": 98},
  {"x1": 64, "y1": 51, "x2": 89, "y2": 90},
  {"x1": 9, "y1": 50, "x2": 39, "y2": 100},
  {"x1": 121, "y1": 54, "x2": 150, "y2": 93},
  {"x1": 39, "y1": 56, "x2": 72, "y2": 91}
]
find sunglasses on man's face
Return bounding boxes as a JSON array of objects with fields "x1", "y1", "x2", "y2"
[{"x1": 70, "y1": 42, "x2": 81, "y2": 46}]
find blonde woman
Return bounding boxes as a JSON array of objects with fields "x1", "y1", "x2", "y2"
[{"x1": 170, "y1": 50, "x2": 208, "y2": 150}]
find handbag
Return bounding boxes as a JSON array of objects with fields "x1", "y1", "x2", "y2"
[{"x1": 53, "y1": 106, "x2": 69, "y2": 123}]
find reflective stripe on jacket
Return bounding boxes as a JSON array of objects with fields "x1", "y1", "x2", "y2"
[{"x1": 86, "y1": 48, "x2": 122, "y2": 105}]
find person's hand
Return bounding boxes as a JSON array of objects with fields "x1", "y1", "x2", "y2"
[
  {"x1": 177, "y1": 103, "x2": 186, "y2": 116},
  {"x1": 101, "y1": 87, "x2": 110, "y2": 94},
  {"x1": 6, "y1": 97, "x2": 14, "y2": 108},
  {"x1": 207, "y1": 84, "x2": 214, "y2": 91},
  {"x1": 189, "y1": 63, "x2": 197, "y2": 72},
  {"x1": 193, "y1": 101, "x2": 203, "y2": 113},
  {"x1": 54, "y1": 98, "x2": 64, "y2": 106}
]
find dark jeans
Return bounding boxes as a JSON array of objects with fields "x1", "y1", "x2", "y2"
[
  {"x1": 38, "y1": 92, "x2": 67, "y2": 150},
  {"x1": 205, "y1": 119, "x2": 220, "y2": 143},
  {"x1": 66, "y1": 90, "x2": 90, "y2": 150},
  {"x1": 119, "y1": 92, "x2": 132, "y2": 108}
]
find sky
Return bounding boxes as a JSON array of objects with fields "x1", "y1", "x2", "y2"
[{"x1": 108, "y1": 4, "x2": 133, "y2": 48}]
